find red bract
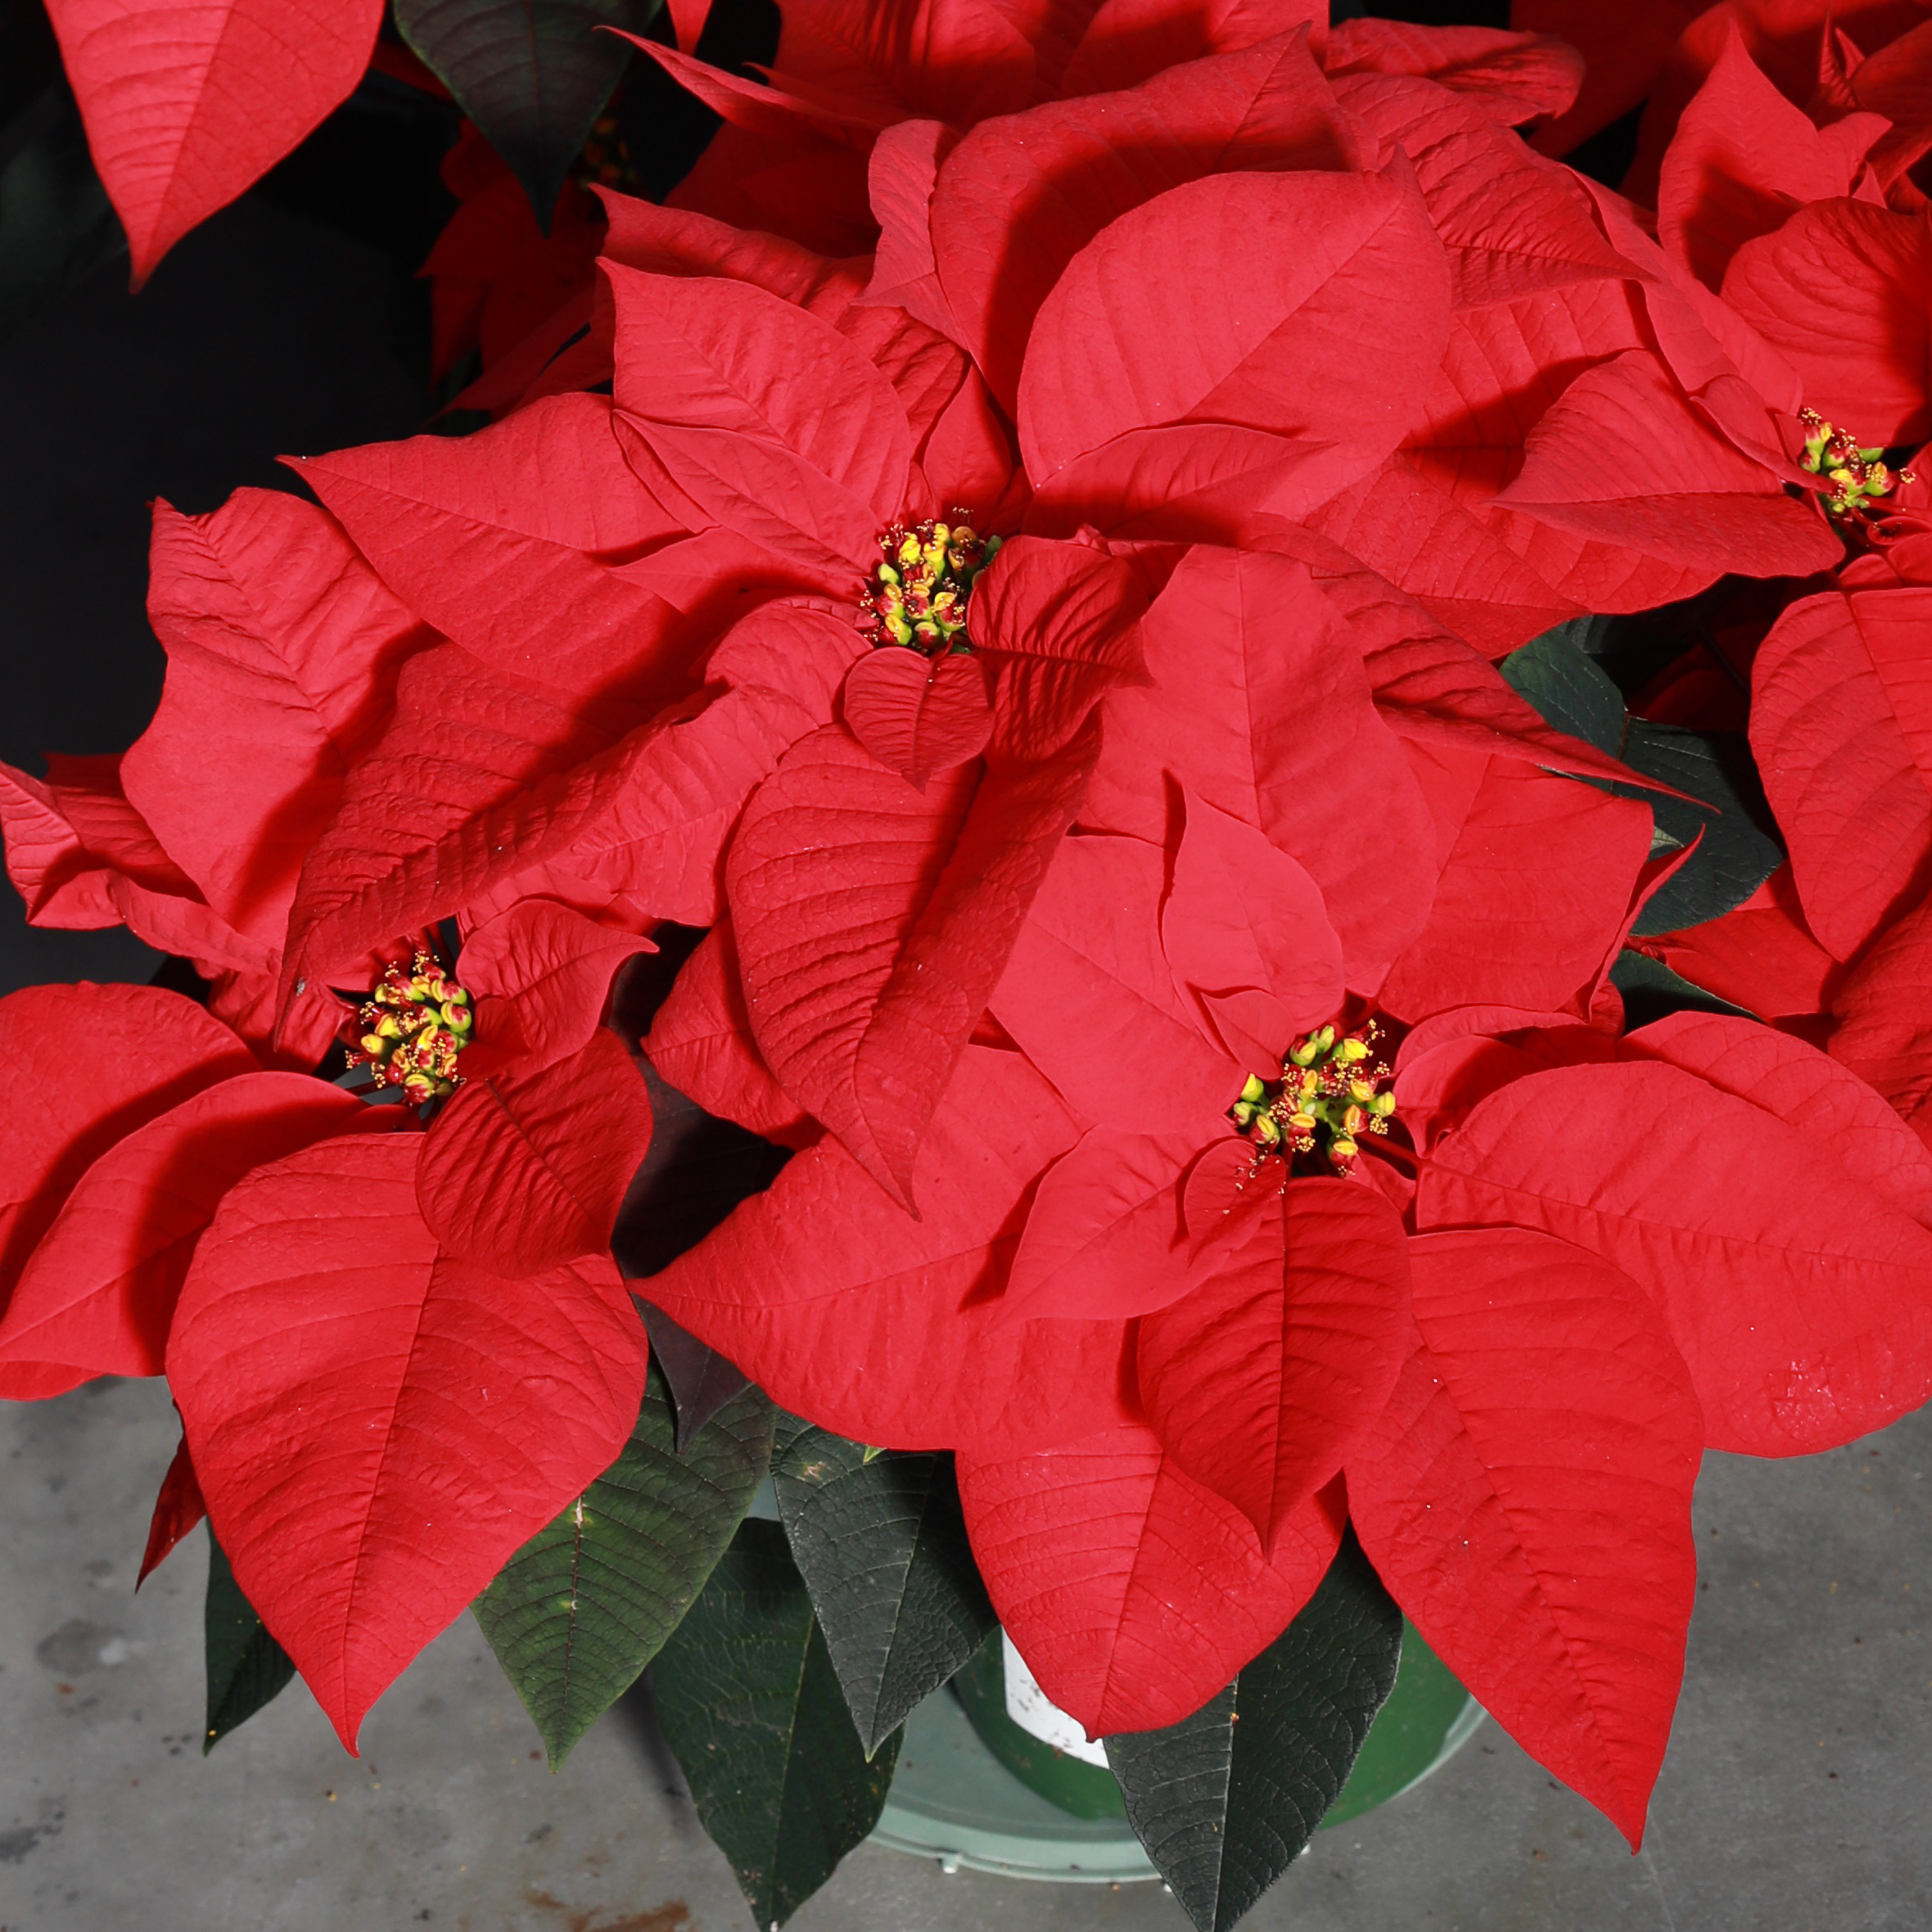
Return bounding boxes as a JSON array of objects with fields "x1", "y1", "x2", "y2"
[
  {"x1": 1749, "y1": 584, "x2": 1932, "y2": 961},
  {"x1": 956, "y1": 1437, "x2": 1348, "y2": 1736},
  {"x1": 0, "y1": 984, "x2": 256, "y2": 1396},
  {"x1": 408, "y1": 898, "x2": 657, "y2": 1275},
  {"x1": 1414, "y1": 1013, "x2": 1932, "y2": 1457},
  {"x1": 46, "y1": 0, "x2": 384, "y2": 282},
  {"x1": 167, "y1": 1131, "x2": 647, "y2": 1749},
  {"x1": 1831, "y1": 895, "x2": 1932, "y2": 1146},
  {"x1": 0, "y1": 487, "x2": 437, "y2": 1066},
  {"x1": 1346, "y1": 1226, "x2": 1701, "y2": 1848}
]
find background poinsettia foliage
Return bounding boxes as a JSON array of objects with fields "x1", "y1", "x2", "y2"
[{"x1": 3, "y1": 0, "x2": 1932, "y2": 1927}]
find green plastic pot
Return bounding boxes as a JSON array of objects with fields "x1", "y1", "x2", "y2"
[{"x1": 871, "y1": 1623, "x2": 1481, "y2": 1880}]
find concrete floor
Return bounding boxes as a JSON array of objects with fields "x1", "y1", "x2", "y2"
[{"x1": 4, "y1": 1373, "x2": 1930, "y2": 1932}]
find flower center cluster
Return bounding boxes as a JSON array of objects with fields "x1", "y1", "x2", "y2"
[
  {"x1": 1799, "y1": 408, "x2": 1916, "y2": 518},
  {"x1": 345, "y1": 951, "x2": 474, "y2": 1101},
  {"x1": 857, "y1": 517, "x2": 1002, "y2": 655},
  {"x1": 1230, "y1": 1022, "x2": 1395, "y2": 1176}
]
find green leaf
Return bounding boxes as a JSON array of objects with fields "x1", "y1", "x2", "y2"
[
  {"x1": 652, "y1": 1519, "x2": 902, "y2": 1929},
  {"x1": 1104, "y1": 1532, "x2": 1403, "y2": 1932},
  {"x1": 1500, "y1": 624, "x2": 1627, "y2": 756},
  {"x1": 1609, "y1": 949, "x2": 1755, "y2": 1026},
  {"x1": 203, "y1": 1524, "x2": 295, "y2": 1754},
  {"x1": 474, "y1": 1365, "x2": 772, "y2": 1767},
  {"x1": 394, "y1": 0, "x2": 662, "y2": 223},
  {"x1": 1622, "y1": 724, "x2": 1783, "y2": 934},
  {"x1": 638, "y1": 1299, "x2": 752, "y2": 1452},
  {"x1": 773, "y1": 1433, "x2": 997, "y2": 1756}
]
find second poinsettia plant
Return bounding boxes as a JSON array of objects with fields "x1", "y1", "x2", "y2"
[{"x1": 7, "y1": 0, "x2": 1932, "y2": 1925}]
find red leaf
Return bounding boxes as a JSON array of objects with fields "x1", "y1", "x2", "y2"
[
  {"x1": 1418, "y1": 1060, "x2": 1932, "y2": 1454},
  {"x1": 417, "y1": 1031, "x2": 654, "y2": 1276},
  {"x1": 1161, "y1": 790, "x2": 1344, "y2": 1069},
  {"x1": 1018, "y1": 166, "x2": 1448, "y2": 518},
  {"x1": 1001, "y1": 1126, "x2": 1201, "y2": 1320},
  {"x1": 0, "y1": 1074, "x2": 387, "y2": 1380},
  {"x1": 934, "y1": 34, "x2": 1368, "y2": 410},
  {"x1": 0, "y1": 752, "x2": 194, "y2": 928},
  {"x1": 1346, "y1": 1226, "x2": 1701, "y2": 1848},
  {"x1": 1722, "y1": 197, "x2": 1932, "y2": 446},
  {"x1": 860, "y1": 119, "x2": 963, "y2": 336},
  {"x1": 1333, "y1": 73, "x2": 1637, "y2": 307},
  {"x1": 642, "y1": 919, "x2": 815, "y2": 1148},
  {"x1": 1749, "y1": 586, "x2": 1932, "y2": 960},
  {"x1": 1322, "y1": 20, "x2": 1585, "y2": 124},
  {"x1": 1659, "y1": 27, "x2": 1887, "y2": 291},
  {"x1": 842, "y1": 649, "x2": 993, "y2": 788},
  {"x1": 727, "y1": 722, "x2": 1094, "y2": 1203},
  {"x1": 992, "y1": 831, "x2": 1239, "y2": 1134},
  {"x1": 167, "y1": 1131, "x2": 646, "y2": 1749},
  {"x1": 1022, "y1": 421, "x2": 1336, "y2": 548},
  {"x1": 1636, "y1": 864, "x2": 1843, "y2": 1021},
  {"x1": 292, "y1": 395, "x2": 689, "y2": 693},
  {"x1": 955, "y1": 1424, "x2": 1345, "y2": 1735},
  {"x1": 598, "y1": 184, "x2": 869, "y2": 315},
  {"x1": 1298, "y1": 453, "x2": 1583, "y2": 653},
  {"x1": 641, "y1": 1045, "x2": 1135, "y2": 1453},
  {"x1": 1831, "y1": 892, "x2": 1932, "y2": 1124},
  {"x1": 1376, "y1": 746, "x2": 1653, "y2": 1022},
  {"x1": 137, "y1": 1429, "x2": 205, "y2": 1587},
  {"x1": 1492, "y1": 350, "x2": 1841, "y2": 577},
  {"x1": 1514, "y1": 0, "x2": 1703, "y2": 160},
  {"x1": 126, "y1": 490, "x2": 429, "y2": 944},
  {"x1": 607, "y1": 260, "x2": 914, "y2": 576},
  {"x1": 1140, "y1": 1176, "x2": 1410, "y2": 1546},
  {"x1": 282, "y1": 616, "x2": 837, "y2": 1001},
  {"x1": 457, "y1": 896, "x2": 655, "y2": 1077},
  {"x1": 968, "y1": 537, "x2": 1150, "y2": 764},
  {"x1": 0, "y1": 985, "x2": 254, "y2": 1307},
  {"x1": 1080, "y1": 548, "x2": 1438, "y2": 989},
  {"x1": 1625, "y1": 1009, "x2": 1932, "y2": 1224},
  {"x1": 46, "y1": 0, "x2": 383, "y2": 283},
  {"x1": 1060, "y1": 0, "x2": 1326, "y2": 93}
]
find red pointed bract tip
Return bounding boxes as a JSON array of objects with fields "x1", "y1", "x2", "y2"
[
  {"x1": 1230, "y1": 1021, "x2": 1397, "y2": 1179},
  {"x1": 1798, "y1": 407, "x2": 1916, "y2": 520},
  {"x1": 856, "y1": 514, "x2": 1003, "y2": 657},
  {"x1": 342, "y1": 950, "x2": 475, "y2": 1102}
]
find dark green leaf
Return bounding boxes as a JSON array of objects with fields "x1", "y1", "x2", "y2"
[
  {"x1": 203, "y1": 1524, "x2": 295, "y2": 1754},
  {"x1": 653, "y1": 1519, "x2": 902, "y2": 1929},
  {"x1": 0, "y1": 80, "x2": 126, "y2": 343},
  {"x1": 1609, "y1": 949, "x2": 1755, "y2": 1025},
  {"x1": 639, "y1": 1299, "x2": 751, "y2": 1452},
  {"x1": 1542, "y1": 614, "x2": 1623, "y2": 658},
  {"x1": 613, "y1": 1058, "x2": 791, "y2": 1279},
  {"x1": 773, "y1": 1433, "x2": 996, "y2": 1756},
  {"x1": 474, "y1": 1365, "x2": 772, "y2": 1767},
  {"x1": 1105, "y1": 1532, "x2": 1403, "y2": 1932},
  {"x1": 1499, "y1": 625, "x2": 1627, "y2": 756},
  {"x1": 1622, "y1": 724, "x2": 1783, "y2": 934},
  {"x1": 395, "y1": 0, "x2": 661, "y2": 223}
]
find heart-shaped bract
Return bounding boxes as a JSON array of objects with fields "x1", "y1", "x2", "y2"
[{"x1": 842, "y1": 648, "x2": 995, "y2": 788}]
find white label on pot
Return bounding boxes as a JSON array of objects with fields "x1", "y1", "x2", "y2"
[{"x1": 1002, "y1": 1632, "x2": 1109, "y2": 1767}]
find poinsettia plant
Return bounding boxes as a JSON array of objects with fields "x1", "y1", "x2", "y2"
[{"x1": 5, "y1": 0, "x2": 1932, "y2": 1925}]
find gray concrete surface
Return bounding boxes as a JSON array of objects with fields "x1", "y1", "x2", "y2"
[{"x1": 3, "y1": 1373, "x2": 1929, "y2": 1932}]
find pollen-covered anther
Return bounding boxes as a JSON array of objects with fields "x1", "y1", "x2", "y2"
[
  {"x1": 1230, "y1": 1019, "x2": 1395, "y2": 1176},
  {"x1": 856, "y1": 514, "x2": 1003, "y2": 657},
  {"x1": 1799, "y1": 407, "x2": 1916, "y2": 518},
  {"x1": 343, "y1": 949, "x2": 474, "y2": 1101}
]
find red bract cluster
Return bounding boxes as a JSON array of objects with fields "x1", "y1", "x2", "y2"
[{"x1": 7, "y1": 0, "x2": 1932, "y2": 1873}]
